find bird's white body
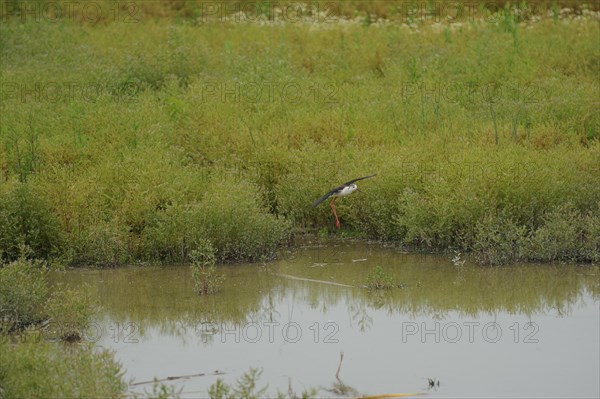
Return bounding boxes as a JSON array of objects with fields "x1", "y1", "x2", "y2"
[
  {"x1": 332, "y1": 184, "x2": 357, "y2": 197},
  {"x1": 312, "y1": 174, "x2": 375, "y2": 228}
]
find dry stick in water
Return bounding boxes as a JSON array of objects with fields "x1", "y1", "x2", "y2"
[
  {"x1": 336, "y1": 351, "x2": 343, "y2": 381},
  {"x1": 329, "y1": 352, "x2": 358, "y2": 397},
  {"x1": 130, "y1": 370, "x2": 225, "y2": 386},
  {"x1": 275, "y1": 273, "x2": 355, "y2": 288}
]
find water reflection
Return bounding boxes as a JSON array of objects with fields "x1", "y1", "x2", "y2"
[
  {"x1": 52, "y1": 240, "x2": 599, "y2": 397},
  {"x1": 54, "y1": 240, "x2": 599, "y2": 339}
]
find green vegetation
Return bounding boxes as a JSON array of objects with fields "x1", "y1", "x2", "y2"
[
  {"x1": 0, "y1": 255, "x2": 49, "y2": 331},
  {"x1": 145, "y1": 380, "x2": 182, "y2": 399},
  {"x1": 190, "y1": 239, "x2": 224, "y2": 295},
  {"x1": 49, "y1": 245, "x2": 600, "y2": 337},
  {"x1": 365, "y1": 265, "x2": 396, "y2": 290},
  {"x1": 45, "y1": 284, "x2": 99, "y2": 341},
  {"x1": 209, "y1": 367, "x2": 318, "y2": 399},
  {"x1": 209, "y1": 368, "x2": 268, "y2": 399},
  {"x1": 1, "y1": 2, "x2": 598, "y2": 267},
  {"x1": 2, "y1": 2, "x2": 597, "y2": 396},
  {"x1": 0, "y1": 337, "x2": 126, "y2": 399},
  {"x1": 0, "y1": 255, "x2": 96, "y2": 338},
  {"x1": 0, "y1": 256, "x2": 127, "y2": 398},
  {"x1": 0, "y1": 184, "x2": 61, "y2": 261},
  {"x1": 473, "y1": 207, "x2": 600, "y2": 265}
]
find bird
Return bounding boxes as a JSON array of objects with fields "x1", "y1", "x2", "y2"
[{"x1": 312, "y1": 174, "x2": 377, "y2": 229}]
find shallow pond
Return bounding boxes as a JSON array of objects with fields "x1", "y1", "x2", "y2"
[{"x1": 53, "y1": 240, "x2": 599, "y2": 398}]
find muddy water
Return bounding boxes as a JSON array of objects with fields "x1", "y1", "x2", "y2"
[{"x1": 54, "y1": 240, "x2": 599, "y2": 398}]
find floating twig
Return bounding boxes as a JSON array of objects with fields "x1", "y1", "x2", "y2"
[
  {"x1": 275, "y1": 273, "x2": 354, "y2": 288},
  {"x1": 130, "y1": 370, "x2": 225, "y2": 386}
]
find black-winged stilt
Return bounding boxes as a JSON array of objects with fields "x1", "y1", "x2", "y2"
[{"x1": 312, "y1": 174, "x2": 377, "y2": 228}]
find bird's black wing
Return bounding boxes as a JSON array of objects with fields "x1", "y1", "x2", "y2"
[
  {"x1": 342, "y1": 173, "x2": 377, "y2": 186},
  {"x1": 311, "y1": 184, "x2": 345, "y2": 208},
  {"x1": 311, "y1": 174, "x2": 377, "y2": 208}
]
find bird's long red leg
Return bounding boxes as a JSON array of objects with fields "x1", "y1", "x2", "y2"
[{"x1": 330, "y1": 198, "x2": 340, "y2": 229}]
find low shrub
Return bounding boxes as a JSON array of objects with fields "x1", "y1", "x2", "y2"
[
  {"x1": 365, "y1": 266, "x2": 396, "y2": 290},
  {"x1": 0, "y1": 183, "x2": 61, "y2": 261},
  {"x1": 0, "y1": 256, "x2": 48, "y2": 331},
  {"x1": 526, "y1": 205, "x2": 600, "y2": 263},
  {"x1": 0, "y1": 257, "x2": 96, "y2": 338},
  {"x1": 473, "y1": 213, "x2": 529, "y2": 265},
  {"x1": 68, "y1": 222, "x2": 129, "y2": 267},
  {"x1": 45, "y1": 285, "x2": 98, "y2": 341},
  {"x1": 0, "y1": 337, "x2": 126, "y2": 399},
  {"x1": 194, "y1": 181, "x2": 291, "y2": 262},
  {"x1": 190, "y1": 239, "x2": 224, "y2": 296},
  {"x1": 208, "y1": 367, "x2": 318, "y2": 399},
  {"x1": 473, "y1": 206, "x2": 600, "y2": 265},
  {"x1": 142, "y1": 180, "x2": 291, "y2": 263}
]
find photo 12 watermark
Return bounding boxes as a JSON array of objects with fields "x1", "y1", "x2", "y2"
[
  {"x1": 11, "y1": 320, "x2": 343, "y2": 345},
  {"x1": 196, "y1": 321, "x2": 340, "y2": 344},
  {"x1": 198, "y1": 81, "x2": 339, "y2": 104},
  {"x1": 401, "y1": 321, "x2": 540, "y2": 344},
  {"x1": 400, "y1": 161, "x2": 540, "y2": 184},
  {"x1": 401, "y1": 81, "x2": 542, "y2": 105},
  {"x1": 0, "y1": 81, "x2": 140, "y2": 104},
  {"x1": 0, "y1": 1, "x2": 140, "y2": 23},
  {"x1": 394, "y1": 1, "x2": 547, "y2": 24},
  {"x1": 12, "y1": 319, "x2": 541, "y2": 346},
  {"x1": 11, "y1": 321, "x2": 140, "y2": 344}
]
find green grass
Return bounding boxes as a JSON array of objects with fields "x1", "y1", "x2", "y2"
[
  {"x1": 365, "y1": 266, "x2": 396, "y2": 290},
  {"x1": 0, "y1": 2, "x2": 598, "y2": 266},
  {"x1": 0, "y1": 256, "x2": 49, "y2": 331},
  {"x1": 208, "y1": 367, "x2": 318, "y2": 399},
  {"x1": 0, "y1": 256, "x2": 126, "y2": 399},
  {"x1": 0, "y1": 336, "x2": 126, "y2": 399},
  {"x1": 190, "y1": 239, "x2": 225, "y2": 295},
  {"x1": 0, "y1": 255, "x2": 98, "y2": 338}
]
